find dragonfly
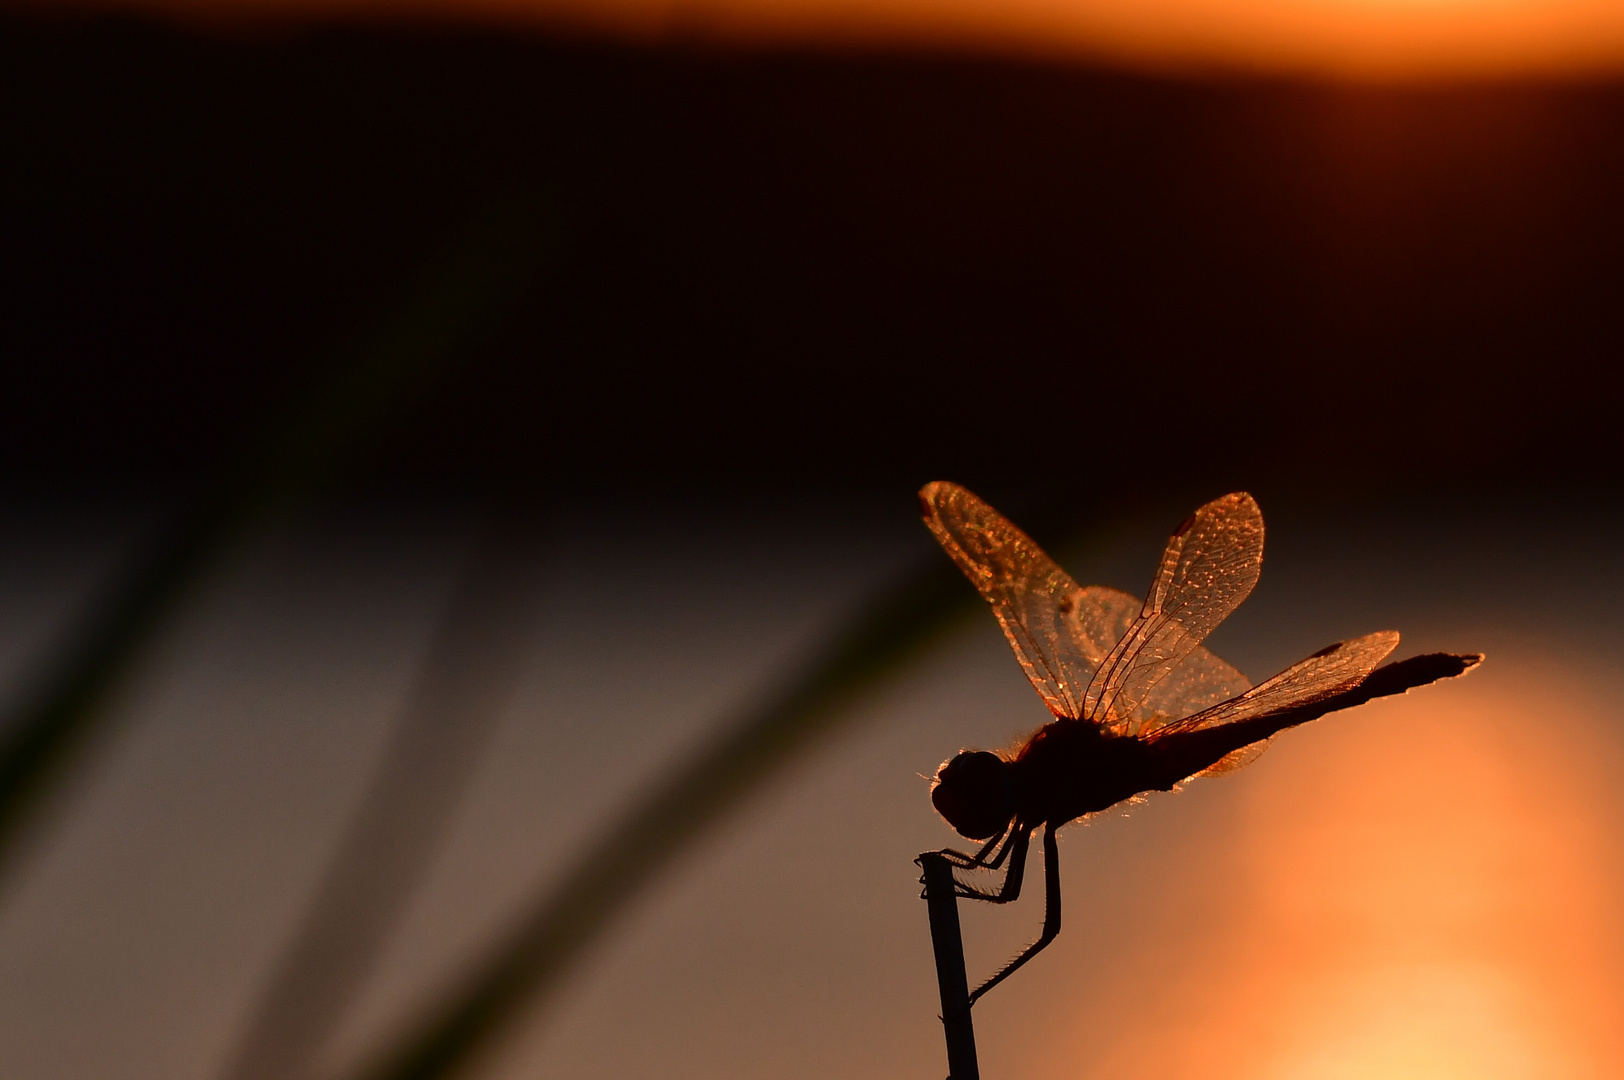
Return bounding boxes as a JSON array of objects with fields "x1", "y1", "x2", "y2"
[{"x1": 920, "y1": 482, "x2": 1482, "y2": 1006}]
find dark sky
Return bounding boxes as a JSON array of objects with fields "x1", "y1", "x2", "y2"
[
  {"x1": 4, "y1": 23, "x2": 1624, "y2": 1079},
  {"x1": 5, "y1": 11, "x2": 1624, "y2": 515}
]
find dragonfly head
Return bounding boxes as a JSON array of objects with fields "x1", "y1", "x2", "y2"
[{"x1": 931, "y1": 750, "x2": 1015, "y2": 840}]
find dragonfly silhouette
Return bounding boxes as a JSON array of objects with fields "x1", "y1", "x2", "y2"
[{"x1": 921, "y1": 482, "x2": 1482, "y2": 1005}]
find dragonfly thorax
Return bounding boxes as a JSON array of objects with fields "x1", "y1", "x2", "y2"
[{"x1": 931, "y1": 750, "x2": 1015, "y2": 840}]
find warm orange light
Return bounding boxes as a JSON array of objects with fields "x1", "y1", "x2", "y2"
[
  {"x1": 1007, "y1": 656, "x2": 1624, "y2": 1080},
  {"x1": 53, "y1": 0, "x2": 1624, "y2": 78}
]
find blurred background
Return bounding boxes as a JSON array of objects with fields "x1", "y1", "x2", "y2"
[{"x1": 2, "y1": 0, "x2": 1624, "y2": 1078}]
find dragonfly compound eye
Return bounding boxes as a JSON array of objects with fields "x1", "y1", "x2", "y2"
[{"x1": 932, "y1": 750, "x2": 1015, "y2": 840}]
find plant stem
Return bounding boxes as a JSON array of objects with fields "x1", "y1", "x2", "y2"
[{"x1": 919, "y1": 852, "x2": 979, "y2": 1080}]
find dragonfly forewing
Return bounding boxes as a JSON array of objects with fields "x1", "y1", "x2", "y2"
[
  {"x1": 921, "y1": 481, "x2": 1100, "y2": 719},
  {"x1": 1083, "y1": 492, "x2": 1264, "y2": 731}
]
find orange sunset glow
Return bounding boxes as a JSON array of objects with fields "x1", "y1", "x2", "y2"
[
  {"x1": 38, "y1": 0, "x2": 1624, "y2": 76},
  {"x1": 5, "y1": 0, "x2": 1624, "y2": 1069},
  {"x1": 980, "y1": 656, "x2": 1624, "y2": 1080}
]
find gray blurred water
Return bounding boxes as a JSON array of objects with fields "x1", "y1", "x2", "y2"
[{"x1": 0, "y1": 487, "x2": 1618, "y2": 1080}]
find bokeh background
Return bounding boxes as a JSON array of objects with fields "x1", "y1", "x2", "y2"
[{"x1": 2, "y1": 2, "x2": 1624, "y2": 1079}]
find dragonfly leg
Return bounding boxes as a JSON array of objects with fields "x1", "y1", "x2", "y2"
[
  {"x1": 980, "y1": 821, "x2": 1022, "y2": 872},
  {"x1": 967, "y1": 825, "x2": 1061, "y2": 1005},
  {"x1": 935, "y1": 821, "x2": 1013, "y2": 870},
  {"x1": 950, "y1": 824, "x2": 1032, "y2": 903}
]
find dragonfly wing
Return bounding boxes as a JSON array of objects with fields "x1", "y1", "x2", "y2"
[
  {"x1": 1083, "y1": 492, "x2": 1265, "y2": 733},
  {"x1": 1052, "y1": 585, "x2": 1247, "y2": 737},
  {"x1": 1193, "y1": 738, "x2": 1274, "y2": 778},
  {"x1": 1158, "y1": 629, "x2": 1402, "y2": 738},
  {"x1": 921, "y1": 482, "x2": 1101, "y2": 720},
  {"x1": 1065, "y1": 585, "x2": 1141, "y2": 667},
  {"x1": 1130, "y1": 643, "x2": 1252, "y2": 736}
]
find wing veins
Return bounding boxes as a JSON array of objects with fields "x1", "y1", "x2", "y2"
[
  {"x1": 1156, "y1": 629, "x2": 1402, "y2": 737},
  {"x1": 1083, "y1": 493, "x2": 1264, "y2": 733},
  {"x1": 920, "y1": 483, "x2": 1114, "y2": 721}
]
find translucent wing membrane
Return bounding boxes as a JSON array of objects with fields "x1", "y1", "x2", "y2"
[
  {"x1": 1084, "y1": 493, "x2": 1264, "y2": 733},
  {"x1": 920, "y1": 484, "x2": 1256, "y2": 729},
  {"x1": 1157, "y1": 629, "x2": 1402, "y2": 739},
  {"x1": 1130, "y1": 646, "x2": 1251, "y2": 736},
  {"x1": 1064, "y1": 585, "x2": 1138, "y2": 665},
  {"x1": 920, "y1": 483, "x2": 1106, "y2": 719},
  {"x1": 1031, "y1": 584, "x2": 1251, "y2": 732},
  {"x1": 1193, "y1": 738, "x2": 1273, "y2": 778}
]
